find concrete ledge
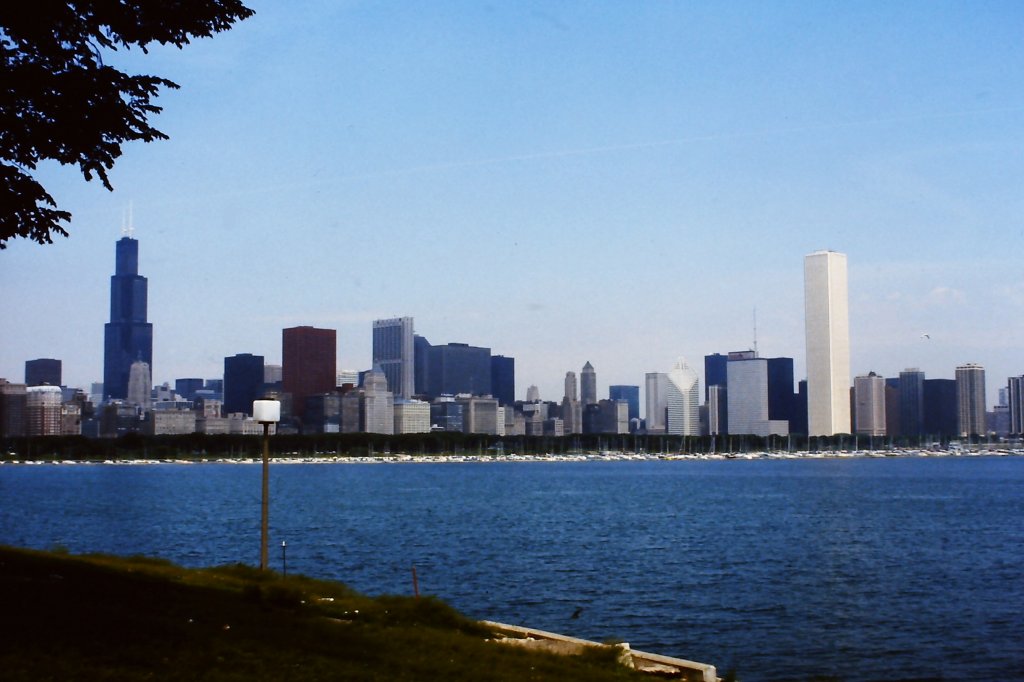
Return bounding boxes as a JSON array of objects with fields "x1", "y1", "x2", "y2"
[{"x1": 481, "y1": 620, "x2": 717, "y2": 682}]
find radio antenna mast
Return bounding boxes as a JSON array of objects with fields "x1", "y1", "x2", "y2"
[{"x1": 120, "y1": 202, "x2": 135, "y2": 238}]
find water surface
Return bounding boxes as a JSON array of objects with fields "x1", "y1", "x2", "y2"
[{"x1": 1, "y1": 456, "x2": 1021, "y2": 681}]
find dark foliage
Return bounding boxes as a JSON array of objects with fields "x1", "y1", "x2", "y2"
[{"x1": 0, "y1": 1, "x2": 253, "y2": 248}]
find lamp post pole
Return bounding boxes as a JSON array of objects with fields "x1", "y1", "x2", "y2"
[
  {"x1": 260, "y1": 420, "x2": 270, "y2": 570},
  {"x1": 253, "y1": 399, "x2": 280, "y2": 572}
]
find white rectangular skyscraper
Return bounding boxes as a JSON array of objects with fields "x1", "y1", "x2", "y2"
[{"x1": 804, "y1": 250, "x2": 851, "y2": 436}]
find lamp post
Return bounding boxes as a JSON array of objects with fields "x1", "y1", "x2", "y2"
[{"x1": 253, "y1": 399, "x2": 280, "y2": 571}]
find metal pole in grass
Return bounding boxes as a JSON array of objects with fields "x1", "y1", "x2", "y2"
[
  {"x1": 281, "y1": 540, "x2": 287, "y2": 577},
  {"x1": 254, "y1": 399, "x2": 281, "y2": 571}
]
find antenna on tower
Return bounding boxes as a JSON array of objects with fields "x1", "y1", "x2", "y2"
[
  {"x1": 753, "y1": 307, "x2": 759, "y2": 357},
  {"x1": 120, "y1": 203, "x2": 135, "y2": 237}
]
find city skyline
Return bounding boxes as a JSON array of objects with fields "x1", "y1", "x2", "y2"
[
  {"x1": 1, "y1": 2, "x2": 1021, "y2": 406},
  {"x1": 0, "y1": 235, "x2": 1015, "y2": 440},
  {"x1": 0, "y1": 222, "x2": 1015, "y2": 413}
]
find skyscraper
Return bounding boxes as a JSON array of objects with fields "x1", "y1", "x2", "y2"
[
  {"x1": 103, "y1": 235, "x2": 153, "y2": 401},
  {"x1": 457, "y1": 395, "x2": 501, "y2": 435},
  {"x1": 1008, "y1": 376, "x2": 1024, "y2": 436},
  {"x1": 885, "y1": 378, "x2": 902, "y2": 438},
  {"x1": 425, "y1": 342, "x2": 491, "y2": 398},
  {"x1": 175, "y1": 378, "x2": 205, "y2": 402},
  {"x1": 561, "y1": 371, "x2": 581, "y2": 434},
  {"x1": 726, "y1": 351, "x2": 770, "y2": 436},
  {"x1": 564, "y1": 372, "x2": 578, "y2": 402},
  {"x1": 430, "y1": 398, "x2": 463, "y2": 432},
  {"x1": 394, "y1": 399, "x2": 430, "y2": 434},
  {"x1": 362, "y1": 365, "x2": 394, "y2": 434},
  {"x1": 224, "y1": 353, "x2": 265, "y2": 415},
  {"x1": 413, "y1": 334, "x2": 431, "y2": 395},
  {"x1": 899, "y1": 369, "x2": 925, "y2": 438},
  {"x1": 707, "y1": 384, "x2": 727, "y2": 435},
  {"x1": 25, "y1": 359, "x2": 61, "y2": 387},
  {"x1": 724, "y1": 351, "x2": 792, "y2": 437},
  {"x1": 766, "y1": 357, "x2": 795, "y2": 425},
  {"x1": 854, "y1": 372, "x2": 886, "y2": 437},
  {"x1": 955, "y1": 363, "x2": 986, "y2": 437},
  {"x1": 923, "y1": 378, "x2": 958, "y2": 439},
  {"x1": 666, "y1": 358, "x2": 700, "y2": 435},
  {"x1": 0, "y1": 380, "x2": 27, "y2": 438},
  {"x1": 25, "y1": 386, "x2": 62, "y2": 436},
  {"x1": 609, "y1": 385, "x2": 640, "y2": 423},
  {"x1": 561, "y1": 396, "x2": 583, "y2": 434},
  {"x1": 645, "y1": 372, "x2": 668, "y2": 433},
  {"x1": 264, "y1": 364, "x2": 283, "y2": 385},
  {"x1": 372, "y1": 317, "x2": 414, "y2": 399},
  {"x1": 793, "y1": 380, "x2": 809, "y2": 436},
  {"x1": 282, "y1": 326, "x2": 336, "y2": 420},
  {"x1": 581, "y1": 361, "x2": 597, "y2": 406},
  {"x1": 490, "y1": 355, "x2": 515, "y2": 406},
  {"x1": 804, "y1": 250, "x2": 851, "y2": 436},
  {"x1": 591, "y1": 399, "x2": 629, "y2": 434},
  {"x1": 303, "y1": 393, "x2": 342, "y2": 434},
  {"x1": 704, "y1": 353, "x2": 728, "y2": 402},
  {"x1": 126, "y1": 361, "x2": 151, "y2": 409}
]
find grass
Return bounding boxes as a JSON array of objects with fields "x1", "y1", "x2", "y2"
[{"x1": 0, "y1": 545, "x2": 647, "y2": 681}]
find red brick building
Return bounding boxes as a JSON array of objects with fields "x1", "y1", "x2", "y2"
[{"x1": 282, "y1": 326, "x2": 336, "y2": 420}]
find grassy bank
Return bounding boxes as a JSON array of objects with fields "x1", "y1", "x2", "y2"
[{"x1": 0, "y1": 546, "x2": 644, "y2": 681}]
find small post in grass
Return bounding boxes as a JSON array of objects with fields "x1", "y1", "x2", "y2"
[
  {"x1": 411, "y1": 564, "x2": 419, "y2": 598},
  {"x1": 281, "y1": 540, "x2": 287, "y2": 577}
]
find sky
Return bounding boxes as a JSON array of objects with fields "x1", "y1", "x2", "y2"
[{"x1": 2, "y1": 0, "x2": 1023, "y2": 409}]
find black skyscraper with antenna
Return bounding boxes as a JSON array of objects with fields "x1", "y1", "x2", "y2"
[{"x1": 103, "y1": 234, "x2": 152, "y2": 400}]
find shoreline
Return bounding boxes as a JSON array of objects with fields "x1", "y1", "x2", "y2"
[{"x1": 3, "y1": 447, "x2": 1022, "y2": 466}]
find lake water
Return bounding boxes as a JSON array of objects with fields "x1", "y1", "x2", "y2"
[{"x1": 1, "y1": 456, "x2": 1021, "y2": 681}]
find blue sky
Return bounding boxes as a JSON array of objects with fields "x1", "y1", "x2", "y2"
[{"x1": 2, "y1": 0, "x2": 1022, "y2": 407}]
